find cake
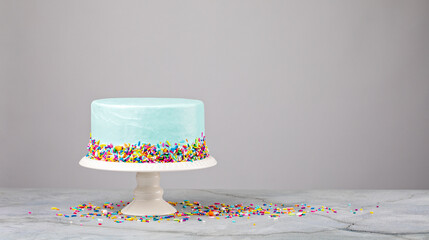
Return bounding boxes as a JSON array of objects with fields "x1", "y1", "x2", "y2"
[{"x1": 86, "y1": 98, "x2": 209, "y2": 163}]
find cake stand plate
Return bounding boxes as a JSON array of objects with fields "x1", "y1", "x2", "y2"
[
  {"x1": 79, "y1": 156, "x2": 217, "y2": 172},
  {"x1": 79, "y1": 156, "x2": 217, "y2": 216}
]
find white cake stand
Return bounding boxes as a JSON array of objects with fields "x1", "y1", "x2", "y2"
[{"x1": 79, "y1": 156, "x2": 217, "y2": 216}]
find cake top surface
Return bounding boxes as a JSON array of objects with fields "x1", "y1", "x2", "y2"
[{"x1": 92, "y1": 98, "x2": 202, "y2": 108}]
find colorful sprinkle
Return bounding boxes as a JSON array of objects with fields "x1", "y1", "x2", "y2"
[
  {"x1": 51, "y1": 200, "x2": 361, "y2": 225},
  {"x1": 86, "y1": 133, "x2": 209, "y2": 163},
  {"x1": 51, "y1": 201, "x2": 380, "y2": 226}
]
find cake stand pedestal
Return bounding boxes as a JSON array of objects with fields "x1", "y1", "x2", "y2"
[{"x1": 79, "y1": 156, "x2": 217, "y2": 216}]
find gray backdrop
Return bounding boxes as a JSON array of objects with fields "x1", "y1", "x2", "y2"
[{"x1": 1, "y1": 0, "x2": 429, "y2": 189}]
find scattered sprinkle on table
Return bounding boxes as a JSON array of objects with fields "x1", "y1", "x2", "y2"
[{"x1": 47, "y1": 201, "x2": 379, "y2": 225}]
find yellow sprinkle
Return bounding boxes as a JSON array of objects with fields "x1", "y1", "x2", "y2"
[
  {"x1": 370, "y1": 211, "x2": 374, "y2": 214},
  {"x1": 51, "y1": 207, "x2": 59, "y2": 210}
]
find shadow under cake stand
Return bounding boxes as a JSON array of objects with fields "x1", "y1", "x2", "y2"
[{"x1": 79, "y1": 156, "x2": 217, "y2": 216}]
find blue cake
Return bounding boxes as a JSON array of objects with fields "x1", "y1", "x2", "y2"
[{"x1": 86, "y1": 98, "x2": 209, "y2": 163}]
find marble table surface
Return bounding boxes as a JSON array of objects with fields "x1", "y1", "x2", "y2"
[{"x1": 1, "y1": 188, "x2": 429, "y2": 239}]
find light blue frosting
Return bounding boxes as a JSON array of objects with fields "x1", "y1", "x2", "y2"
[{"x1": 91, "y1": 98, "x2": 205, "y2": 145}]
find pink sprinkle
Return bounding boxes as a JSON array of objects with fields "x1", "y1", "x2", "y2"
[
  {"x1": 28, "y1": 212, "x2": 32, "y2": 214},
  {"x1": 98, "y1": 223, "x2": 102, "y2": 225}
]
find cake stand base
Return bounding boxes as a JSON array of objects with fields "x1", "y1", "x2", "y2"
[{"x1": 121, "y1": 172, "x2": 176, "y2": 216}]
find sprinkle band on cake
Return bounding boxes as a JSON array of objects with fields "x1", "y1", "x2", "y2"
[{"x1": 86, "y1": 133, "x2": 209, "y2": 163}]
